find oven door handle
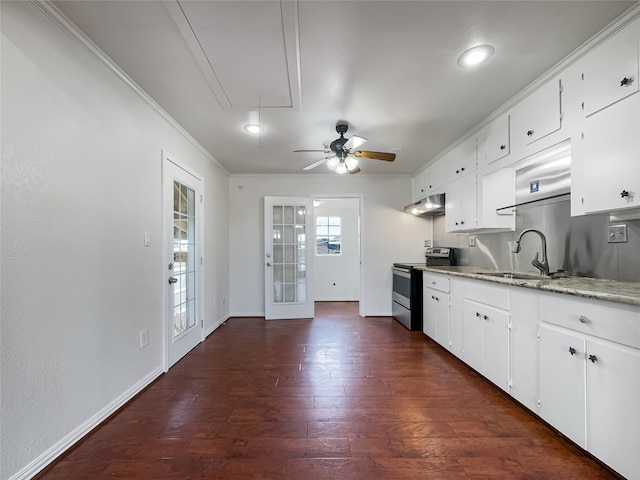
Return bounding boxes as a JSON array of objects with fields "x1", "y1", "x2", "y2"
[{"x1": 392, "y1": 267, "x2": 411, "y2": 279}]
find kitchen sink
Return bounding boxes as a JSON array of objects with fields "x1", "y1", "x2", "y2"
[{"x1": 475, "y1": 271, "x2": 551, "y2": 280}]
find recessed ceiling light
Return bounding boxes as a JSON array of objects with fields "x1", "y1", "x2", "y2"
[
  {"x1": 458, "y1": 44, "x2": 495, "y2": 68},
  {"x1": 243, "y1": 124, "x2": 264, "y2": 134}
]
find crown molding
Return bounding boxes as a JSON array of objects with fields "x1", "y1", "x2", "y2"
[{"x1": 29, "y1": 0, "x2": 230, "y2": 176}]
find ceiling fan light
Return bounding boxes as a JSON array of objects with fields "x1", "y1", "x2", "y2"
[
  {"x1": 326, "y1": 157, "x2": 339, "y2": 170},
  {"x1": 345, "y1": 157, "x2": 359, "y2": 171},
  {"x1": 457, "y1": 44, "x2": 495, "y2": 68},
  {"x1": 243, "y1": 123, "x2": 263, "y2": 134},
  {"x1": 335, "y1": 163, "x2": 348, "y2": 174}
]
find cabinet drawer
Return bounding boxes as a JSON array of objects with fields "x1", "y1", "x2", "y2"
[
  {"x1": 423, "y1": 273, "x2": 449, "y2": 293},
  {"x1": 539, "y1": 292, "x2": 640, "y2": 349},
  {"x1": 465, "y1": 281, "x2": 509, "y2": 310}
]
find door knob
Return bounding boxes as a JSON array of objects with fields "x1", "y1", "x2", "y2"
[
  {"x1": 168, "y1": 277, "x2": 178, "y2": 284},
  {"x1": 266, "y1": 262, "x2": 272, "y2": 267}
]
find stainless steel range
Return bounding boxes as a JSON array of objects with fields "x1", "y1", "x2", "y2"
[{"x1": 392, "y1": 247, "x2": 456, "y2": 330}]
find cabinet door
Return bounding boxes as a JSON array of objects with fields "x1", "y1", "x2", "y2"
[
  {"x1": 463, "y1": 300, "x2": 484, "y2": 373},
  {"x1": 513, "y1": 79, "x2": 562, "y2": 146},
  {"x1": 510, "y1": 289, "x2": 539, "y2": 413},
  {"x1": 412, "y1": 170, "x2": 427, "y2": 201},
  {"x1": 445, "y1": 173, "x2": 477, "y2": 232},
  {"x1": 580, "y1": 93, "x2": 640, "y2": 213},
  {"x1": 482, "y1": 113, "x2": 510, "y2": 166},
  {"x1": 423, "y1": 287, "x2": 438, "y2": 340},
  {"x1": 586, "y1": 340, "x2": 640, "y2": 480},
  {"x1": 445, "y1": 135, "x2": 477, "y2": 182},
  {"x1": 478, "y1": 168, "x2": 515, "y2": 230},
  {"x1": 424, "y1": 160, "x2": 442, "y2": 195},
  {"x1": 581, "y1": 18, "x2": 639, "y2": 116},
  {"x1": 539, "y1": 325, "x2": 586, "y2": 448},
  {"x1": 435, "y1": 293, "x2": 450, "y2": 349},
  {"x1": 449, "y1": 279, "x2": 465, "y2": 360},
  {"x1": 482, "y1": 304, "x2": 510, "y2": 392}
]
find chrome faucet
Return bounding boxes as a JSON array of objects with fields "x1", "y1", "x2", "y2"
[{"x1": 512, "y1": 228, "x2": 550, "y2": 276}]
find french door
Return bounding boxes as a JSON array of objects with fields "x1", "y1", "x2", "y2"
[
  {"x1": 163, "y1": 153, "x2": 204, "y2": 368},
  {"x1": 264, "y1": 196, "x2": 314, "y2": 319}
]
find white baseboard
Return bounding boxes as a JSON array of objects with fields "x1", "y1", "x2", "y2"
[
  {"x1": 205, "y1": 313, "x2": 230, "y2": 337},
  {"x1": 230, "y1": 311, "x2": 265, "y2": 317},
  {"x1": 10, "y1": 366, "x2": 164, "y2": 480}
]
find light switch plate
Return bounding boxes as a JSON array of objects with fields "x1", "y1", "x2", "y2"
[
  {"x1": 424, "y1": 240, "x2": 432, "y2": 247},
  {"x1": 607, "y1": 224, "x2": 627, "y2": 243}
]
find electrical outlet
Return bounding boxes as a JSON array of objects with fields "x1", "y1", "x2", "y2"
[
  {"x1": 424, "y1": 240, "x2": 432, "y2": 247},
  {"x1": 607, "y1": 224, "x2": 627, "y2": 243},
  {"x1": 139, "y1": 329, "x2": 149, "y2": 349}
]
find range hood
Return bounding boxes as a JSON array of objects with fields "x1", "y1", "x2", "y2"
[
  {"x1": 404, "y1": 194, "x2": 445, "y2": 216},
  {"x1": 498, "y1": 140, "x2": 571, "y2": 212}
]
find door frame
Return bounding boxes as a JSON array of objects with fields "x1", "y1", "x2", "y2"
[
  {"x1": 161, "y1": 150, "x2": 205, "y2": 371},
  {"x1": 310, "y1": 193, "x2": 365, "y2": 317}
]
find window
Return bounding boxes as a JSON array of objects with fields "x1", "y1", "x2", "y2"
[{"x1": 316, "y1": 216, "x2": 341, "y2": 255}]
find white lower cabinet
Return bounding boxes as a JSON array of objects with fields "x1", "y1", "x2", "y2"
[
  {"x1": 509, "y1": 289, "x2": 539, "y2": 413},
  {"x1": 463, "y1": 299, "x2": 510, "y2": 392},
  {"x1": 422, "y1": 273, "x2": 450, "y2": 348},
  {"x1": 449, "y1": 279, "x2": 465, "y2": 360},
  {"x1": 539, "y1": 323, "x2": 640, "y2": 480},
  {"x1": 539, "y1": 324, "x2": 587, "y2": 448},
  {"x1": 420, "y1": 273, "x2": 640, "y2": 479}
]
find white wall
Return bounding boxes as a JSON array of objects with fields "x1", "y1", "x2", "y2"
[
  {"x1": 313, "y1": 198, "x2": 360, "y2": 301},
  {"x1": 229, "y1": 175, "x2": 432, "y2": 316},
  {"x1": 0, "y1": 3, "x2": 229, "y2": 479}
]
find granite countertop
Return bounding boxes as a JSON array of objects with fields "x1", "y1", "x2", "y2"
[{"x1": 414, "y1": 265, "x2": 640, "y2": 308}]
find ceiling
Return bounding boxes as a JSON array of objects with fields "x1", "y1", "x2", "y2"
[{"x1": 53, "y1": 0, "x2": 635, "y2": 176}]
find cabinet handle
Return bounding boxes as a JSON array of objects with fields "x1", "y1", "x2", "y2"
[
  {"x1": 589, "y1": 354, "x2": 598, "y2": 363},
  {"x1": 460, "y1": 221, "x2": 465, "y2": 225},
  {"x1": 456, "y1": 169, "x2": 460, "y2": 174},
  {"x1": 428, "y1": 185, "x2": 432, "y2": 188},
  {"x1": 499, "y1": 144, "x2": 506, "y2": 150},
  {"x1": 432, "y1": 295, "x2": 439, "y2": 301},
  {"x1": 483, "y1": 315, "x2": 489, "y2": 320},
  {"x1": 526, "y1": 130, "x2": 534, "y2": 136},
  {"x1": 620, "y1": 190, "x2": 630, "y2": 198},
  {"x1": 578, "y1": 315, "x2": 589, "y2": 324},
  {"x1": 569, "y1": 347, "x2": 577, "y2": 355},
  {"x1": 476, "y1": 312, "x2": 481, "y2": 318},
  {"x1": 461, "y1": 167, "x2": 465, "y2": 172},
  {"x1": 620, "y1": 77, "x2": 632, "y2": 87}
]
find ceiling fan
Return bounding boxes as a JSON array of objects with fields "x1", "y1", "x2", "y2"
[{"x1": 294, "y1": 122, "x2": 396, "y2": 174}]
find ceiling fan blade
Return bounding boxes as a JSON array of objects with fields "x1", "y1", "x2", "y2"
[
  {"x1": 343, "y1": 135, "x2": 367, "y2": 151},
  {"x1": 294, "y1": 149, "x2": 331, "y2": 153},
  {"x1": 354, "y1": 151, "x2": 396, "y2": 162},
  {"x1": 348, "y1": 166, "x2": 361, "y2": 175},
  {"x1": 303, "y1": 157, "x2": 331, "y2": 171}
]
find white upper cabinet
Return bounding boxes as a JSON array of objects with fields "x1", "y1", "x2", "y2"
[
  {"x1": 424, "y1": 160, "x2": 443, "y2": 196},
  {"x1": 445, "y1": 135, "x2": 477, "y2": 183},
  {"x1": 581, "y1": 18, "x2": 639, "y2": 117},
  {"x1": 479, "y1": 113, "x2": 510, "y2": 168},
  {"x1": 579, "y1": 91, "x2": 640, "y2": 213},
  {"x1": 411, "y1": 169, "x2": 427, "y2": 201},
  {"x1": 445, "y1": 173, "x2": 477, "y2": 232},
  {"x1": 511, "y1": 79, "x2": 563, "y2": 147},
  {"x1": 573, "y1": 18, "x2": 640, "y2": 215}
]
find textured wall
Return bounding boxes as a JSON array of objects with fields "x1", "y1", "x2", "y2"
[{"x1": 1, "y1": 3, "x2": 229, "y2": 478}]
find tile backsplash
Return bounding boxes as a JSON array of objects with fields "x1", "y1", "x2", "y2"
[{"x1": 434, "y1": 199, "x2": 640, "y2": 282}]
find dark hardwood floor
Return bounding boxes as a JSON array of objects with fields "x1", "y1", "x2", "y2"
[{"x1": 36, "y1": 302, "x2": 619, "y2": 479}]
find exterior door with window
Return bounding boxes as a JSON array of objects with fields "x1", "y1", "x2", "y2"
[
  {"x1": 163, "y1": 154, "x2": 204, "y2": 368},
  {"x1": 264, "y1": 196, "x2": 314, "y2": 319}
]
